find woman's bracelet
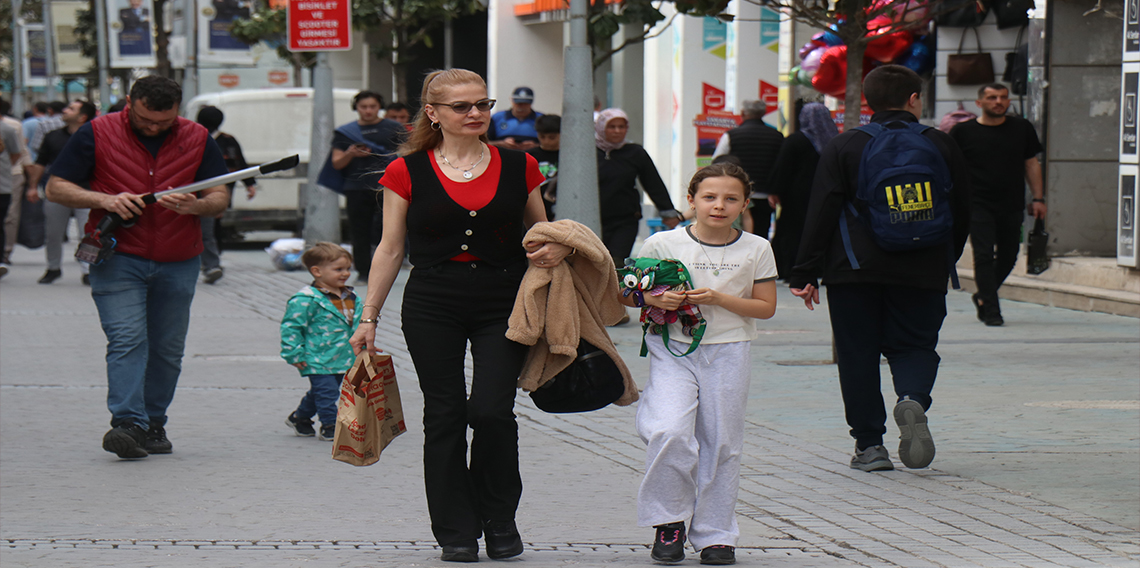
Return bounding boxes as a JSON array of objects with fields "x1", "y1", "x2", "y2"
[{"x1": 359, "y1": 318, "x2": 379, "y2": 325}]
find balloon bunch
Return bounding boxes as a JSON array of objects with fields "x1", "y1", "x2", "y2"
[{"x1": 789, "y1": 0, "x2": 935, "y2": 99}]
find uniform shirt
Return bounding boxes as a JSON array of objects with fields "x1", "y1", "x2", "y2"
[{"x1": 489, "y1": 109, "x2": 542, "y2": 144}]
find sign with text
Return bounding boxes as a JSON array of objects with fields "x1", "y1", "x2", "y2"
[
  {"x1": 287, "y1": 0, "x2": 352, "y2": 51},
  {"x1": 1119, "y1": 165, "x2": 1137, "y2": 267},
  {"x1": 1122, "y1": 64, "x2": 1138, "y2": 162}
]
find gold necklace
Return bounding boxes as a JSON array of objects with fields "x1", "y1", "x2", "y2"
[{"x1": 439, "y1": 145, "x2": 485, "y2": 179}]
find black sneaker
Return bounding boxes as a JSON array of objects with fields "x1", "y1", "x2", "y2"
[
  {"x1": 440, "y1": 540, "x2": 479, "y2": 562},
  {"x1": 102, "y1": 424, "x2": 149, "y2": 459},
  {"x1": 700, "y1": 545, "x2": 736, "y2": 565},
  {"x1": 81, "y1": 274, "x2": 90, "y2": 286},
  {"x1": 144, "y1": 423, "x2": 173, "y2": 454},
  {"x1": 38, "y1": 269, "x2": 62, "y2": 284},
  {"x1": 285, "y1": 413, "x2": 316, "y2": 437},
  {"x1": 650, "y1": 521, "x2": 686, "y2": 563},
  {"x1": 318, "y1": 423, "x2": 336, "y2": 441},
  {"x1": 483, "y1": 519, "x2": 524, "y2": 559}
]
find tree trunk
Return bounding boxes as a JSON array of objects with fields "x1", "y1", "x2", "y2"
[
  {"x1": 154, "y1": 0, "x2": 171, "y2": 77},
  {"x1": 843, "y1": 40, "x2": 866, "y2": 132}
]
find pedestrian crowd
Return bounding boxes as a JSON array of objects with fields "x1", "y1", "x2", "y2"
[{"x1": 0, "y1": 61, "x2": 1046, "y2": 566}]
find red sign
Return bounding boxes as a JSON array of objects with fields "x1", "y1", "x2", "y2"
[
  {"x1": 759, "y1": 80, "x2": 778, "y2": 115},
  {"x1": 693, "y1": 109, "x2": 742, "y2": 158},
  {"x1": 702, "y1": 83, "x2": 726, "y2": 114},
  {"x1": 218, "y1": 74, "x2": 240, "y2": 88},
  {"x1": 288, "y1": 0, "x2": 352, "y2": 51},
  {"x1": 268, "y1": 70, "x2": 290, "y2": 85}
]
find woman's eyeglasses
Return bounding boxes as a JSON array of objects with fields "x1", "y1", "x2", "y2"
[{"x1": 430, "y1": 99, "x2": 496, "y2": 114}]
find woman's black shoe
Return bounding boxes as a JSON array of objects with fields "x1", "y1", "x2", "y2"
[
  {"x1": 483, "y1": 520, "x2": 524, "y2": 560},
  {"x1": 440, "y1": 541, "x2": 479, "y2": 562}
]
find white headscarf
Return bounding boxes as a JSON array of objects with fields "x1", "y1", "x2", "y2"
[{"x1": 595, "y1": 108, "x2": 629, "y2": 153}]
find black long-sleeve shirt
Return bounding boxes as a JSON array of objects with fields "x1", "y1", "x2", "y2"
[
  {"x1": 596, "y1": 144, "x2": 677, "y2": 225},
  {"x1": 788, "y1": 111, "x2": 972, "y2": 292}
]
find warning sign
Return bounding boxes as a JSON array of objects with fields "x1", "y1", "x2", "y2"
[{"x1": 287, "y1": 0, "x2": 352, "y2": 51}]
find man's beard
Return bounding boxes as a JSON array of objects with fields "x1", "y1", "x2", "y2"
[{"x1": 982, "y1": 106, "x2": 1007, "y2": 118}]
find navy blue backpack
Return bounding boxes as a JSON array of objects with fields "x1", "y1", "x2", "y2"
[{"x1": 839, "y1": 121, "x2": 959, "y2": 288}]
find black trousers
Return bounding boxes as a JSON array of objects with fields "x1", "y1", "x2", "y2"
[
  {"x1": 827, "y1": 283, "x2": 946, "y2": 450},
  {"x1": 345, "y1": 189, "x2": 383, "y2": 278},
  {"x1": 750, "y1": 198, "x2": 774, "y2": 240},
  {"x1": 602, "y1": 218, "x2": 640, "y2": 268},
  {"x1": 402, "y1": 260, "x2": 529, "y2": 546},
  {"x1": 0, "y1": 194, "x2": 10, "y2": 259},
  {"x1": 970, "y1": 205, "x2": 1022, "y2": 308}
]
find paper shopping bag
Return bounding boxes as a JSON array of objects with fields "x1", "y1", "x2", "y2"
[{"x1": 332, "y1": 352, "x2": 407, "y2": 466}]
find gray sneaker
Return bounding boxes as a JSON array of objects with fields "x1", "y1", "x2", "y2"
[
  {"x1": 850, "y1": 445, "x2": 894, "y2": 472},
  {"x1": 894, "y1": 398, "x2": 935, "y2": 468}
]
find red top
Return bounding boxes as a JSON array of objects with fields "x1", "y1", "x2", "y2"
[{"x1": 381, "y1": 146, "x2": 545, "y2": 261}]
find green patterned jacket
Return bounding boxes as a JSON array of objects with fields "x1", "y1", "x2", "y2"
[{"x1": 280, "y1": 285, "x2": 363, "y2": 376}]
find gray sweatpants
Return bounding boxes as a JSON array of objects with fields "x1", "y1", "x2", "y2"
[
  {"x1": 44, "y1": 200, "x2": 90, "y2": 273},
  {"x1": 636, "y1": 338, "x2": 752, "y2": 550}
]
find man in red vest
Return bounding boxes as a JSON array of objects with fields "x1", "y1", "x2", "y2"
[{"x1": 46, "y1": 76, "x2": 230, "y2": 459}]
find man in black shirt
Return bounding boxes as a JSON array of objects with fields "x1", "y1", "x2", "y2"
[
  {"x1": 950, "y1": 84, "x2": 1046, "y2": 326},
  {"x1": 789, "y1": 66, "x2": 972, "y2": 473},
  {"x1": 26, "y1": 99, "x2": 98, "y2": 284},
  {"x1": 329, "y1": 90, "x2": 403, "y2": 280}
]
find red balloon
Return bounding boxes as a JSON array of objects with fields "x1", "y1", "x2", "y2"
[
  {"x1": 865, "y1": 15, "x2": 914, "y2": 63},
  {"x1": 812, "y1": 46, "x2": 848, "y2": 97}
]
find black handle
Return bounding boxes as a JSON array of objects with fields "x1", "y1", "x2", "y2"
[
  {"x1": 1033, "y1": 218, "x2": 1045, "y2": 233},
  {"x1": 259, "y1": 154, "x2": 300, "y2": 175}
]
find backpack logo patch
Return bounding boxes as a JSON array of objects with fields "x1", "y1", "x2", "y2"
[{"x1": 886, "y1": 182, "x2": 934, "y2": 223}]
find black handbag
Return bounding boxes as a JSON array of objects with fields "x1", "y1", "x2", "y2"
[
  {"x1": 529, "y1": 340, "x2": 625, "y2": 414},
  {"x1": 947, "y1": 27, "x2": 995, "y2": 86},
  {"x1": 17, "y1": 198, "x2": 45, "y2": 250},
  {"x1": 935, "y1": 0, "x2": 989, "y2": 27},
  {"x1": 991, "y1": 0, "x2": 1033, "y2": 29},
  {"x1": 1027, "y1": 218, "x2": 1049, "y2": 275},
  {"x1": 1002, "y1": 26, "x2": 1028, "y2": 96}
]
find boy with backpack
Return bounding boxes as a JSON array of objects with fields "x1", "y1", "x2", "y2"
[{"x1": 787, "y1": 65, "x2": 972, "y2": 472}]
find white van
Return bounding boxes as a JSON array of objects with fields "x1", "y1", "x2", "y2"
[{"x1": 183, "y1": 88, "x2": 359, "y2": 236}]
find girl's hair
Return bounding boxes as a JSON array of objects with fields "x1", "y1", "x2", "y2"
[
  {"x1": 686, "y1": 162, "x2": 752, "y2": 199},
  {"x1": 301, "y1": 242, "x2": 352, "y2": 270},
  {"x1": 399, "y1": 68, "x2": 490, "y2": 156}
]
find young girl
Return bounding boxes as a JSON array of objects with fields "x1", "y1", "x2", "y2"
[{"x1": 622, "y1": 162, "x2": 778, "y2": 566}]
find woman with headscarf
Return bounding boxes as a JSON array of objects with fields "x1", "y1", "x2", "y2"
[
  {"x1": 595, "y1": 108, "x2": 681, "y2": 267},
  {"x1": 767, "y1": 102, "x2": 838, "y2": 279}
]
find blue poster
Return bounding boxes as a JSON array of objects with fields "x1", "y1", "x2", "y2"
[
  {"x1": 702, "y1": 17, "x2": 726, "y2": 51},
  {"x1": 208, "y1": 0, "x2": 253, "y2": 50},
  {"x1": 117, "y1": 0, "x2": 153, "y2": 55},
  {"x1": 759, "y1": 7, "x2": 779, "y2": 47}
]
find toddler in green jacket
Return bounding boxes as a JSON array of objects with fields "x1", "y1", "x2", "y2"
[{"x1": 280, "y1": 242, "x2": 363, "y2": 441}]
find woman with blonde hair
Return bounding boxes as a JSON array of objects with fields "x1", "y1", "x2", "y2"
[{"x1": 349, "y1": 69, "x2": 572, "y2": 563}]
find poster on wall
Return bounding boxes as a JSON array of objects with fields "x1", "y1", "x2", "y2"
[
  {"x1": 198, "y1": 0, "x2": 257, "y2": 65},
  {"x1": 1127, "y1": 0, "x2": 1139, "y2": 59},
  {"x1": 23, "y1": 24, "x2": 49, "y2": 86},
  {"x1": 1120, "y1": 165, "x2": 1137, "y2": 267},
  {"x1": 51, "y1": 1, "x2": 92, "y2": 75},
  {"x1": 108, "y1": 0, "x2": 158, "y2": 68},
  {"x1": 1122, "y1": 64, "x2": 1138, "y2": 162},
  {"x1": 692, "y1": 109, "x2": 742, "y2": 168}
]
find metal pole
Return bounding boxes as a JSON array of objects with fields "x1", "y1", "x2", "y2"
[
  {"x1": 557, "y1": 0, "x2": 600, "y2": 234},
  {"x1": 303, "y1": 52, "x2": 340, "y2": 246},
  {"x1": 94, "y1": 0, "x2": 111, "y2": 108},
  {"x1": 182, "y1": 0, "x2": 197, "y2": 102},
  {"x1": 443, "y1": 14, "x2": 453, "y2": 70},
  {"x1": 11, "y1": 0, "x2": 25, "y2": 115},
  {"x1": 43, "y1": 0, "x2": 57, "y2": 102}
]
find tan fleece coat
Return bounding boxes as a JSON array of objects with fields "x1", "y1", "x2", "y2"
[{"x1": 506, "y1": 220, "x2": 638, "y2": 406}]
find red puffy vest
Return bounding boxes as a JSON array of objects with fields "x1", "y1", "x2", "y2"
[{"x1": 85, "y1": 111, "x2": 209, "y2": 262}]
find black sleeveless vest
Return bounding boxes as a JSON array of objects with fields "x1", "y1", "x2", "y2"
[
  {"x1": 404, "y1": 149, "x2": 529, "y2": 268},
  {"x1": 725, "y1": 118, "x2": 784, "y2": 195}
]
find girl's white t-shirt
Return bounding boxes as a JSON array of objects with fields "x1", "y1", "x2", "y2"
[{"x1": 637, "y1": 225, "x2": 778, "y2": 345}]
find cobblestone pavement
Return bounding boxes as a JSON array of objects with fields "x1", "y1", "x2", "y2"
[{"x1": 1, "y1": 247, "x2": 1137, "y2": 567}]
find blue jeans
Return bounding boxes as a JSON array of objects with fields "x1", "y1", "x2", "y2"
[
  {"x1": 295, "y1": 374, "x2": 341, "y2": 426},
  {"x1": 89, "y1": 252, "x2": 199, "y2": 429}
]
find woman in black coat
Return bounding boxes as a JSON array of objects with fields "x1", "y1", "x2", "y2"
[
  {"x1": 768, "y1": 102, "x2": 837, "y2": 279},
  {"x1": 595, "y1": 108, "x2": 681, "y2": 266}
]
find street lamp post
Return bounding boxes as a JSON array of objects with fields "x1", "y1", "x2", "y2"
[{"x1": 557, "y1": 0, "x2": 601, "y2": 235}]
